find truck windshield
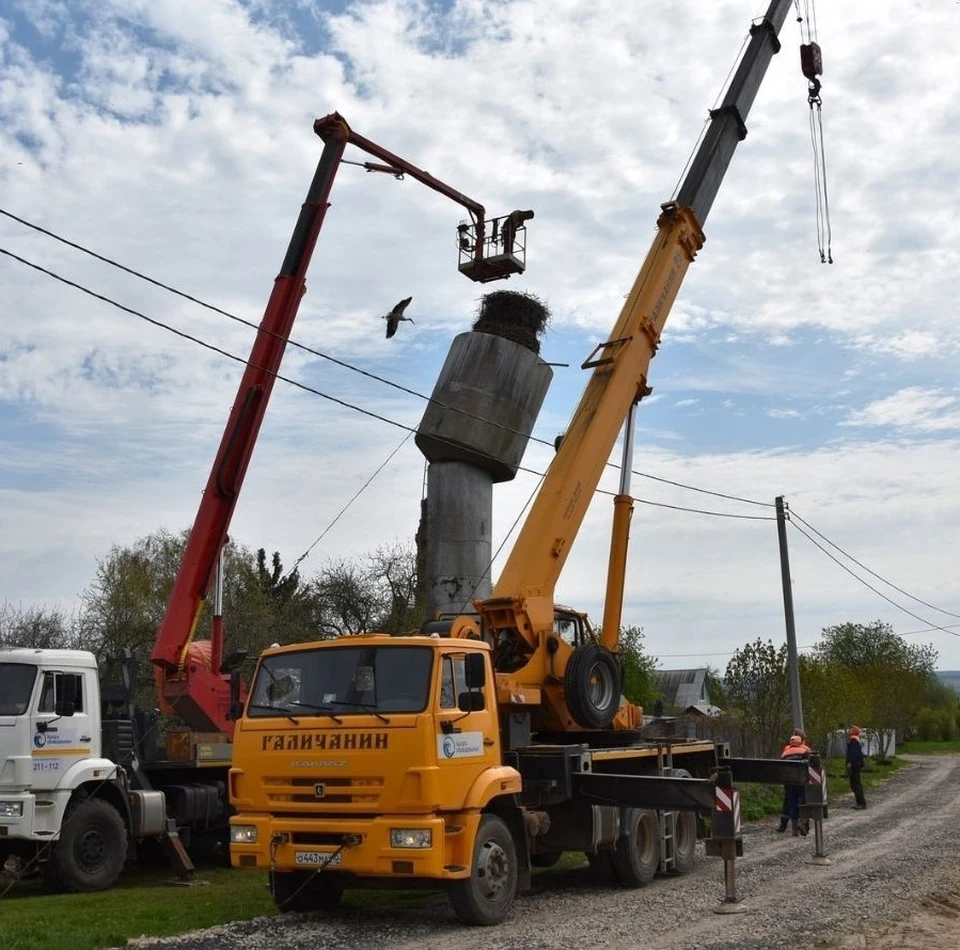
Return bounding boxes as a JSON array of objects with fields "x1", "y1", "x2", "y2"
[
  {"x1": 0, "y1": 664, "x2": 37, "y2": 716},
  {"x1": 247, "y1": 646, "x2": 433, "y2": 717}
]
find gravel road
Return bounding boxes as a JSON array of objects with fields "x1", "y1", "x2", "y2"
[{"x1": 127, "y1": 754, "x2": 960, "y2": 950}]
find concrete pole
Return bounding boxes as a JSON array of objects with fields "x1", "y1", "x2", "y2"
[
  {"x1": 423, "y1": 462, "x2": 493, "y2": 615},
  {"x1": 775, "y1": 495, "x2": 804, "y2": 733}
]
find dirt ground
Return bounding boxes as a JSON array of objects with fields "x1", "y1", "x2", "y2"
[{"x1": 832, "y1": 879, "x2": 960, "y2": 949}]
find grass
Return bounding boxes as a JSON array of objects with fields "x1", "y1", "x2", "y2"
[
  {"x1": 0, "y1": 863, "x2": 275, "y2": 950},
  {"x1": 898, "y1": 738, "x2": 960, "y2": 755}
]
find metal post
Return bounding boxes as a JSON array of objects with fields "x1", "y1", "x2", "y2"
[
  {"x1": 210, "y1": 548, "x2": 225, "y2": 677},
  {"x1": 812, "y1": 818, "x2": 828, "y2": 862},
  {"x1": 708, "y1": 767, "x2": 750, "y2": 915},
  {"x1": 804, "y1": 752, "x2": 831, "y2": 866},
  {"x1": 723, "y1": 857, "x2": 738, "y2": 904},
  {"x1": 601, "y1": 400, "x2": 638, "y2": 646},
  {"x1": 775, "y1": 496, "x2": 804, "y2": 733}
]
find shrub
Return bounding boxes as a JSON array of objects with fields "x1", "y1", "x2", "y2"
[
  {"x1": 914, "y1": 707, "x2": 939, "y2": 742},
  {"x1": 938, "y1": 709, "x2": 956, "y2": 742}
]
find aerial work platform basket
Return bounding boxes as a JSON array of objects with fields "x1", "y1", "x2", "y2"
[{"x1": 457, "y1": 209, "x2": 533, "y2": 282}]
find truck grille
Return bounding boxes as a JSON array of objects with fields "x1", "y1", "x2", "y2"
[{"x1": 263, "y1": 775, "x2": 384, "y2": 807}]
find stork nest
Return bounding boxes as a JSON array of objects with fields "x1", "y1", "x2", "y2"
[{"x1": 472, "y1": 290, "x2": 550, "y2": 354}]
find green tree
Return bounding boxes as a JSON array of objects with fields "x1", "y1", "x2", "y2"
[
  {"x1": 308, "y1": 544, "x2": 422, "y2": 637},
  {"x1": 813, "y1": 620, "x2": 936, "y2": 675},
  {"x1": 0, "y1": 603, "x2": 85, "y2": 650},
  {"x1": 76, "y1": 531, "x2": 324, "y2": 683},
  {"x1": 77, "y1": 529, "x2": 187, "y2": 662},
  {"x1": 618, "y1": 625, "x2": 659, "y2": 708},
  {"x1": 812, "y1": 620, "x2": 938, "y2": 759},
  {"x1": 798, "y1": 655, "x2": 869, "y2": 754},
  {"x1": 724, "y1": 638, "x2": 791, "y2": 757}
]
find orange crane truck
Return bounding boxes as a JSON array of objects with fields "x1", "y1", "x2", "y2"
[{"x1": 228, "y1": 0, "x2": 817, "y2": 924}]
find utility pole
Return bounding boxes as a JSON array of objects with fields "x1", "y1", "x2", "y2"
[{"x1": 776, "y1": 495, "x2": 804, "y2": 733}]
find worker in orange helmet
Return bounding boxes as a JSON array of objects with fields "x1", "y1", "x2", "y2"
[
  {"x1": 778, "y1": 733, "x2": 812, "y2": 836},
  {"x1": 846, "y1": 726, "x2": 867, "y2": 809}
]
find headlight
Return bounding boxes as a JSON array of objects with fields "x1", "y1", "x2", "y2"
[
  {"x1": 390, "y1": 828, "x2": 432, "y2": 849},
  {"x1": 0, "y1": 801, "x2": 23, "y2": 819},
  {"x1": 230, "y1": 824, "x2": 258, "y2": 844}
]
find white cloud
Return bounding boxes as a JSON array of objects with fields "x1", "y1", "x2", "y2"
[{"x1": 843, "y1": 388, "x2": 960, "y2": 432}]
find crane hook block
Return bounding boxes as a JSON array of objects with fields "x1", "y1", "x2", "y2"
[{"x1": 800, "y1": 43, "x2": 823, "y2": 81}]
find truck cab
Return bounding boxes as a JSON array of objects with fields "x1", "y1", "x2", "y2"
[
  {"x1": 229, "y1": 635, "x2": 521, "y2": 917},
  {"x1": 0, "y1": 649, "x2": 108, "y2": 805},
  {"x1": 0, "y1": 649, "x2": 125, "y2": 879},
  {"x1": 0, "y1": 648, "x2": 179, "y2": 892}
]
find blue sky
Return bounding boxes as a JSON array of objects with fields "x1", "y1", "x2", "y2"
[{"x1": 2, "y1": 0, "x2": 959, "y2": 668}]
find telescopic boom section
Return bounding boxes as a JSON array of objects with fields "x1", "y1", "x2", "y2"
[
  {"x1": 480, "y1": 0, "x2": 792, "y2": 653},
  {"x1": 150, "y1": 115, "x2": 351, "y2": 735}
]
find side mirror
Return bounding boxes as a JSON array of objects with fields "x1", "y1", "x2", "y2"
[
  {"x1": 458, "y1": 691, "x2": 485, "y2": 713},
  {"x1": 221, "y1": 650, "x2": 249, "y2": 675},
  {"x1": 464, "y1": 653, "x2": 486, "y2": 689},
  {"x1": 229, "y1": 700, "x2": 245, "y2": 721},
  {"x1": 54, "y1": 700, "x2": 76, "y2": 718}
]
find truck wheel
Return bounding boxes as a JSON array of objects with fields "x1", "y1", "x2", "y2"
[
  {"x1": 270, "y1": 870, "x2": 343, "y2": 913},
  {"x1": 612, "y1": 808, "x2": 660, "y2": 886},
  {"x1": 44, "y1": 798, "x2": 127, "y2": 892},
  {"x1": 668, "y1": 769, "x2": 697, "y2": 874},
  {"x1": 449, "y1": 814, "x2": 518, "y2": 926},
  {"x1": 564, "y1": 643, "x2": 621, "y2": 729}
]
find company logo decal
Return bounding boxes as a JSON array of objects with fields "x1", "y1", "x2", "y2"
[
  {"x1": 32, "y1": 729, "x2": 77, "y2": 750},
  {"x1": 437, "y1": 731, "x2": 484, "y2": 759}
]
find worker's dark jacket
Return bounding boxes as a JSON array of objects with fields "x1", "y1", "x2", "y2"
[
  {"x1": 846, "y1": 738, "x2": 865, "y2": 769},
  {"x1": 779, "y1": 743, "x2": 811, "y2": 821}
]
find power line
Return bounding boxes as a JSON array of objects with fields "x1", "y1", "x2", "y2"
[
  {"x1": 1, "y1": 207, "x2": 772, "y2": 511},
  {"x1": 286, "y1": 432, "x2": 413, "y2": 576},
  {"x1": 1, "y1": 246, "x2": 773, "y2": 525},
  {"x1": 788, "y1": 518, "x2": 960, "y2": 639},
  {"x1": 0, "y1": 247, "x2": 413, "y2": 433},
  {"x1": 653, "y1": 621, "x2": 960, "y2": 661},
  {"x1": 790, "y1": 508, "x2": 960, "y2": 621}
]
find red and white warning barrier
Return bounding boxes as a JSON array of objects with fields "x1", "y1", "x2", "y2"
[{"x1": 715, "y1": 785, "x2": 742, "y2": 834}]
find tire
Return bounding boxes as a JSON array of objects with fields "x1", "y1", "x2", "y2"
[
  {"x1": 449, "y1": 814, "x2": 518, "y2": 926},
  {"x1": 612, "y1": 808, "x2": 660, "y2": 886},
  {"x1": 564, "y1": 644, "x2": 622, "y2": 729},
  {"x1": 668, "y1": 769, "x2": 697, "y2": 875},
  {"x1": 270, "y1": 870, "x2": 343, "y2": 913},
  {"x1": 530, "y1": 849, "x2": 562, "y2": 869},
  {"x1": 44, "y1": 798, "x2": 127, "y2": 892},
  {"x1": 586, "y1": 848, "x2": 617, "y2": 884}
]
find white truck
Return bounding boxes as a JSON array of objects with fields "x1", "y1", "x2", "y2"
[{"x1": 0, "y1": 648, "x2": 197, "y2": 891}]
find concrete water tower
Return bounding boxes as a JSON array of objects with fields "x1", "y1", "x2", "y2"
[{"x1": 416, "y1": 292, "x2": 552, "y2": 618}]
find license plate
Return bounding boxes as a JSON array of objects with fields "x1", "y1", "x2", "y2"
[{"x1": 294, "y1": 850, "x2": 342, "y2": 867}]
